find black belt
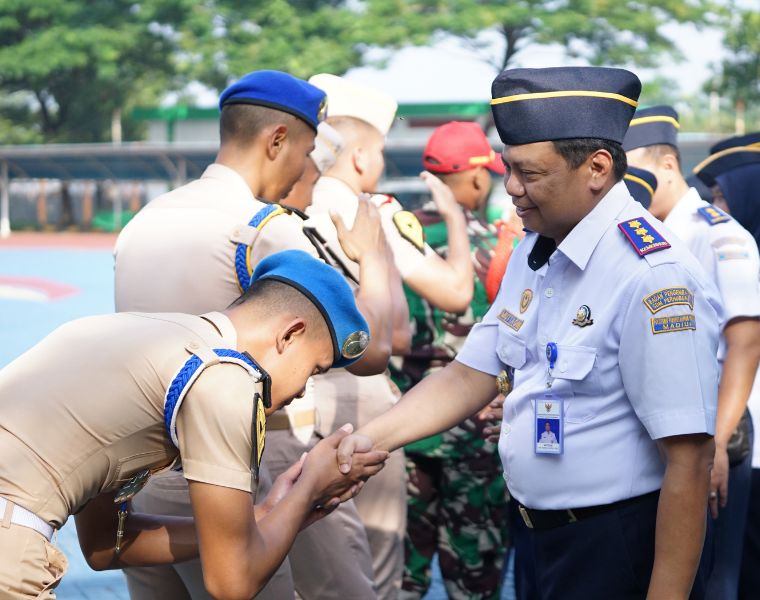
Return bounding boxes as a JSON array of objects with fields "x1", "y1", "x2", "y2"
[{"x1": 517, "y1": 490, "x2": 659, "y2": 531}]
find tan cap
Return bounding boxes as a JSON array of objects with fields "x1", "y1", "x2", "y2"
[
  {"x1": 309, "y1": 73, "x2": 398, "y2": 136},
  {"x1": 310, "y1": 122, "x2": 344, "y2": 174}
]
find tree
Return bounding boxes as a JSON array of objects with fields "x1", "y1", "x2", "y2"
[{"x1": 0, "y1": 0, "x2": 196, "y2": 143}]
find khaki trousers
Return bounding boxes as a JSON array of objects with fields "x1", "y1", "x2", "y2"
[
  {"x1": 0, "y1": 514, "x2": 67, "y2": 600},
  {"x1": 124, "y1": 465, "x2": 294, "y2": 600}
]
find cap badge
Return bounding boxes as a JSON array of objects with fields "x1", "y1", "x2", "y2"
[
  {"x1": 520, "y1": 289, "x2": 533, "y2": 314},
  {"x1": 317, "y1": 96, "x2": 328, "y2": 123},
  {"x1": 342, "y1": 330, "x2": 369, "y2": 359},
  {"x1": 392, "y1": 210, "x2": 425, "y2": 253},
  {"x1": 572, "y1": 305, "x2": 594, "y2": 328}
]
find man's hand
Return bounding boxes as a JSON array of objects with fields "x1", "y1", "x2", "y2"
[
  {"x1": 300, "y1": 424, "x2": 388, "y2": 507},
  {"x1": 709, "y1": 444, "x2": 729, "y2": 519},
  {"x1": 477, "y1": 396, "x2": 504, "y2": 443},
  {"x1": 331, "y1": 196, "x2": 385, "y2": 263},
  {"x1": 420, "y1": 171, "x2": 461, "y2": 219},
  {"x1": 260, "y1": 453, "x2": 307, "y2": 516},
  {"x1": 336, "y1": 430, "x2": 376, "y2": 475}
]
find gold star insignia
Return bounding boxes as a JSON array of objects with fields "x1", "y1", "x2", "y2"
[
  {"x1": 635, "y1": 228, "x2": 648, "y2": 236},
  {"x1": 628, "y1": 220, "x2": 641, "y2": 228},
  {"x1": 643, "y1": 235, "x2": 655, "y2": 243}
]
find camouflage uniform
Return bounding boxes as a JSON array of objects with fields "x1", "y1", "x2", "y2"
[{"x1": 393, "y1": 205, "x2": 511, "y2": 600}]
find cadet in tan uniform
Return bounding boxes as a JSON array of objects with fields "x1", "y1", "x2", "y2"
[
  {"x1": 0, "y1": 250, "x2": 388, "y2": 600},
  {"x1": 115, "y1": 71, "x2": 401, "y2": 599},
  {"x1": 304, "y1": 73, "x2": 474, "y2": 599}
]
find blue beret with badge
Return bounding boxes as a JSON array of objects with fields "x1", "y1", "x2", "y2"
[
  {"x1": 490, "y1": 67, "x2": 641, "y2": 145},
  {"x1": 251, "y1": 249, "x2": 369, "y2": 368},
  {"x1": 219, "y1": 70, "x2": 328, "y2": 132},
  {"x1": 693, "y1": 132, "x2": 760, "y2": 187},
  {"x1": 622, "y1": 105, "x2": 680, "y2": 152},
  {"x1": 624, "y1": 166, "x2": 657, "y2": 210}
]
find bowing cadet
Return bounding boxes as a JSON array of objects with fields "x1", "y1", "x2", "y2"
[
  {"x1": 114, "y1": 70, "x2": 397, "y2": 599},
  {"x1": 626, "y1": 110, "x2": 760, "y2": 599},
  {"x1": 0, "y1": 250, "x2": 387, "y2": 600},
  {"x1": 396, "y1": 121, "x2": 510, "y2": 600},
  {"x1": 692, "y1": 133, "x2": 760, "y2": 599},
  {"x1": 304, "y1": 73, "x2": 474, "y2": 599},
  {"x1": 336, "y1": 66, "x2": 723, "y2": 600}
]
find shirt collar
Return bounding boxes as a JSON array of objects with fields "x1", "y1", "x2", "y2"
[
  {"x1": 201, "y1": 164, "x2": 256, "y2": 204},
  {"x1": 200, "y1": 311, "x2": 238, "y2": 348},
  {"x1": 555, "y1": 180, "x2": 632, "y2": 271},
  {"x1": 665, "y1": 187, "x2": 704, "y2": 225}
]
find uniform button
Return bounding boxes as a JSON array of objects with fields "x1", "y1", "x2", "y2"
[
  {"x1": 544, "y1": 288, "x2": 554, "y2": 298},
  {"x1": 233, "y1": 228, "x2": 241, "y2": 237},
  {"x1": 188, "y1": 341, "x2": 200, "y2": 350}
]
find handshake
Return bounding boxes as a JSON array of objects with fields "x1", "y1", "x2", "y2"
[{"x1": 261, "y1": 424, "x2": 386, "y2": 528}]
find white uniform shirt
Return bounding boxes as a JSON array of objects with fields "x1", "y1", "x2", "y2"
[
  {"x1": 539, "y1": 431, "x2": 558, "y2": 445},
  {"x1": 457, "y1": 182, "x2": 721, "y2": 510}
]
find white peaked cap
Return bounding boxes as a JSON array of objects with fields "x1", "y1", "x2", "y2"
[
  {"x1": 308, "y1": 73, "x2": 398, "y2": 136},
  {"x1": 310, "y1": 122, "x2": 344, "y2": 174}
]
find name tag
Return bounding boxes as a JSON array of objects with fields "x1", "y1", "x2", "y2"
[{"x1": 535, "y1": 393, "x2": 563, "y2": 455}]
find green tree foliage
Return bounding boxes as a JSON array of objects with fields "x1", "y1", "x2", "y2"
[{"x1": 0, "y1": 0, "x2": 196, "y2": 142}]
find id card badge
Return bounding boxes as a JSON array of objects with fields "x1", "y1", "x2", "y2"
[
  {"x1": 534, "y1": 392, "x2": 563, "y2": 455},
  {"x1": 535, "y1": 341, "x2": 563, "y2": 455}
]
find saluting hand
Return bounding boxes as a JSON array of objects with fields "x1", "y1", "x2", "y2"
[
  {"x1": 331, "y1": 195, "x2": 386, "y2": 263},
  {"x1": 420, "y1": 171, "x2": 462, "y2": 219}
]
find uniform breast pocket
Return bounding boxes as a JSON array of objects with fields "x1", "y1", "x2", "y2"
[
  {"x1": 496, "y1": 327, "x2": 527, "y2": 369},
  {"x1": 552, "y1": 345, "x2": 601, "y2": 423}
]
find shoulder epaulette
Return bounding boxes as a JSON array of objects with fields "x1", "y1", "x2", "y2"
[
  {"x1": 697, "y1": 205, "x2": 731, "y2": 226},
  {"x1": 235, "y1": 204, "x2": 289, "y2": 291},
  {"x1": 617, "y1": 217, "x2": 671, "y2": 257}
]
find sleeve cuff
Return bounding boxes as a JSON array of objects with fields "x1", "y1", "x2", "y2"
[
  {"x1": 181, "y1": 458, "x2": 252, "y2": 493},
  {"x1": 638, "y1": 408, "x2": 716, "y2": 440}
]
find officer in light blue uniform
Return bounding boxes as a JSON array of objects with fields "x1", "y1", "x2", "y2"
[
  {"x1": 628, "y1": 112, "x2": 760, "y2": 599},
  {"x1": 334, "y1": 66, "x2": 723, "y2": 600}
]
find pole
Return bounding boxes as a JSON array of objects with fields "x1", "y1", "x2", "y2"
[{"x1": 0, "y1": 160, "x2": 9, "y2": 238}]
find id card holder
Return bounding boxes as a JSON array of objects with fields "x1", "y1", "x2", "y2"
[{"x1": 535, "y1": 392, "x2": 563, "y2": 455}]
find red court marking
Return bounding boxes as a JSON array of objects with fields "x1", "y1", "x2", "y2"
[
  {"x1": 0, "y1": 232, "x2": 117, "y2": 249},
  {"x1": 0, "y1": 276, "x2": 80, "y2": 301}
]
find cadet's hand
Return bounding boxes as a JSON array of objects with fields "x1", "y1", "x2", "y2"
[
  {"x1": 477, "y1": 396, "x2": 504, "y2": 443},
  {"x1": 709, "y1": 444, "x2": 729, "y2": 519},
  {"x1": 331, "y1": 196, "x2": 385, "y2": 263},
  {"x1": 260, "y1": 453, "x2": 308, "y2": 516},
  {"x1": 301, "y1": 424, "x2": 388, "y2": 507},
  {"x1": 420, "y1": 171, "x2": 461, "y2": 219}
]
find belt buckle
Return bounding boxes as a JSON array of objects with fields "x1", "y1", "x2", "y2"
[{"x1": 518, "y1": 505, "x2": 534, "y2": 529}]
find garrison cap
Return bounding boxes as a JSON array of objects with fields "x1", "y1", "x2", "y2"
[
  {"x1": 694, "y1": 132, "x2": 760, "y2": 187},
  {"x1": 251, "y1": 250, "x2": 369, "y2": 369},
  {"x1": 623, "y1": 105, "x2": 680, "y2": 152},
  {"x1": 219, "y1": 70, "x2": 327, "y2": 132},
  {"x1": 624, "y1": 166, "x2": 657, "y2": 210},
  {"x1": 310, "y1": 122, "x2": 344, "y2": 174},
  {"x1": 490, "y1": 67, "x2": 641, "y2": 145}
]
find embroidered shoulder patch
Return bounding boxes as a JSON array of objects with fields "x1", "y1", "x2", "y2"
[
  {"x1": 651, "y1": 314, "x2": 696, "y2": 335},
  {"x1": 618, "y1": 217, "x2": 671, "y2": 257},
  {"x1": 393, "y1": 210, "x2": 426, "y2": 253},
  {"x1": 717, "y1": 250, "x2": 750, "y2": 261},
  {"x1": 697, "y1": 206, "x2": 731, "y2": 226},
  {"x1": 643, "y1": 287, "x2": 694, "y2": 314},
  {"x1": 498, "y1": 309, "x2": 524, "y2": 332}
]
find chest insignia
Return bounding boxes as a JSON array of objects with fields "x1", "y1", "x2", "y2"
[
  {"x1": 520, "y1": 289, "x2": 533, "y2": 313},
  {"x1": 697, "y1": 206, "x2": 731, "y2": 226},
  {"x1": 651, "y1": 314, "x2": 696, "y2": 335},
  {"x1": 618, "y1": 217, "x2": 671, "y2": 256},
  {"x1": 643, "y1": 287, "x2": 694, "y2": 314},
  {"x1": 393, "y1": 210, "x2": 426, "y2": 253},
  {"x1": 571, "y1": 304, "x2": 594, "y2": 327},
  {"x1": 498, "y1": 308, "x2": 524, "y2": 332}
]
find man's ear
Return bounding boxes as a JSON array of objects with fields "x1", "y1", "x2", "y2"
[
  {"x1": 266, "y1": 124, "x2": 289, "y2": 161},
  {"x1": 660, "y1": 152, "x2": 680, "y2": 173},
  {"x1": 352, "y1": 146, "x2": 366, "y2": 176},
  {"x1": 587, "y1": 149, "x2": 614, "y2": 192},
  {"x1": 276, "y1": 317, "x2": 307, "y2": 354}
]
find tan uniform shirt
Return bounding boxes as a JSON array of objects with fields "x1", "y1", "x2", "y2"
[
  {"x1": 0, "y1": 312, "x2": 257, "y2": 527},
  {"x1": 114, "y1": 163, "x2": 318, "y2": 314}
]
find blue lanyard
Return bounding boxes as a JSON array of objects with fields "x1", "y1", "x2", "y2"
[{"x1": 545, "y1": 342, "x2": 558, "y2": 388}]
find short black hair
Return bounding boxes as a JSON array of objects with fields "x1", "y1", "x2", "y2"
[
  {"x1": 552, "y1": 138, "x2": 627, "y2": 181},
  {"x1": 220, "y1": 104, "x2": 299, "y2": 147}
]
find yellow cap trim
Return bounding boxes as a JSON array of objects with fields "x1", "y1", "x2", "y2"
[
  {"x1": 693, "y1": 145, "x2": 760, "y2": 174},
  {"x1": 491, "y1": 90, "x2": 638, "y2": 108},
  {"x1": 624, "y1": 173, "x2": 654, "y2": 197},
  {"x1": 628, "y1": 115, "x2": 680, "y2": 129},
  {"x1": 468, "y1": 151, "x2": 496, "y2": 166}
]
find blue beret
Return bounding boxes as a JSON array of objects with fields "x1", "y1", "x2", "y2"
[
  {"x1": 622, "y1": 105, "x2": 680, "y2": 152},
  {"x1": 219, "y1": 70, "x2": 327, "y2": 132},
  {"x1": 694, "y1": 132, "x2": 760, "y2": 187},
  {"x1": 251, "y1": 250, "x2": 369, "y2": 369},
  {"x1": 490, "y1": 67, "x2": 641, "y2": 145},
  {"x1": 624, "y1": 166, "x2": 657, "y2": 210}
]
